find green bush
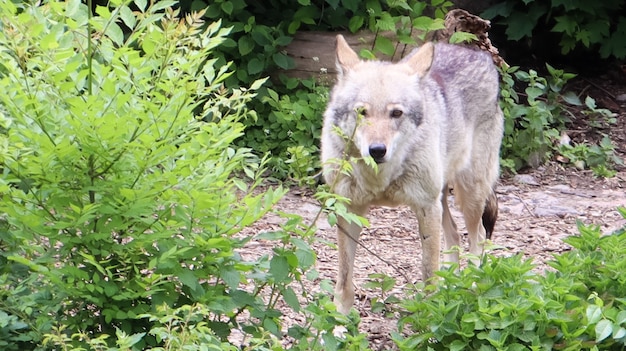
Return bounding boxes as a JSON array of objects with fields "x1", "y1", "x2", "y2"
[
  {"x1": 394, "y1": 207, "x2": 626, "y2": 350},
  {"x1": 497, "y1": 63, "x2": 619, "y2": 173},
  {"x1": 498, "y1": 64, "x2": 575, "y2": 171},
  {"x1": 0, "y1": 0, "x2": 289, "y2": 348}
]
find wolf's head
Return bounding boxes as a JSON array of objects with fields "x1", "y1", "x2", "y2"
[{"x1": 328, "y1": 35, "x2": 435, "y2": 165}]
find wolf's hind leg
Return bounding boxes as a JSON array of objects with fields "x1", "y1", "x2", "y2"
[
  {"x1": 334, "y1": 205, "x2": 367, "y2": 314},
  {"x1": 454, "y1": 180, "x2": 491, "y2": 263},
  {"x1": 482, "y1": 188, "x2": 498, "y2": 240},
  {"x1": 441, "y1": 186, "x2": 459, "y2": 266}
]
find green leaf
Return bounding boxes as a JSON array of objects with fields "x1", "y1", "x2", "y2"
[
  {"x1": 119, "y1": 5, "x2": 136, "y2": 29},
  {"x1": 179, "y1": 269, "x2": 200, "y2": 290},
  {"x1": 272, "y1": 53, "x2": 292, "y2": 69},
  {"x1": 614, "y1": 326, "x2": 626, "y2": 340},
  {"x1": 587, "y1": 305, "x2": 603, "y2": 324},
  {"x1": 616, "y1": 310, "x2": 626, "y2": 325},
  {"x1": 552, "y1": 15, "x2": 576, "y2": 35},
  {"x1": 450, "y1": 340, "x2": 468, "y2": 351},
  {"x1": 525, "y1": 86, "x2": 544, "y2": 102},
  {"x1": 348, "y1": 15, "x2": 364, "y2": 33},
  {"x1": 220, "y1": 266, "x2": 240, "y2": 289},
  {"x1": 413, "y1": 16, "x2": 435, "y2": 30},
  {"x1": 506, "y1": 4, "x2": 547, "y2": 40},
  {"x1": 449, "y1": 32, "x2": 477, "y2": 44},
  {"x1": 326, "y1": 0, "x2": 340, "y2": 9},
  {"x1": 562, "y1": 91, "x2": 582, "y2": 105},
  {"x1": 106, "y1": 22, "x2": 125, "y2": 46},
  {"x1": 282, "y1": 287, "x2": 301, "y2": 312},
  {"x1": 247, "y1": 57, "x2": 264, "y2": 74},
  {"x1": 65, "y1": 0, "x2": 80, "y2": 16},
  {"x1": 95, "y1": 5, "x2": 111, "y2": 18},
  {"x1": 238, "y1": 36, "x2": 254, "y2": 56},
  {"x1": 374, "y1": 36, "x2": 395, "y2": 56},
  {"x1": 123, "y1": 332, "x2": 146, "y2": 347},
  {"x1": 375, "y1": 12, "x2": 396, "y2": 31},
  {"x1": 134, "y1": 0, "x2": 147, "y2": 11},
  {"x1": 221, "y1": 1, "x2": 233, "y2": 15},
  {"x1": 249, "y1": 78, "x2": 267, "y2": 90},
  {"x1": 584, "y1": 96, "x2": 598, "y2": 110},
  {"x1": 41, "y1": 32, "x2": 59, "y2": 50},
  {"x1": 269, "y1": 255, "x2": 290, "y2": 282},
  {"x1": 595, "y1": 319, "x2": 613, "y2": 342},
  {"x1": 287, "y1": 20, "x2": 300, "y2": 34}
]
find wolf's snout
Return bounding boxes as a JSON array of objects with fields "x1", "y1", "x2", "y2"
[{"x1": 368, "y1": 143, "x2": 387, "y2": 163}]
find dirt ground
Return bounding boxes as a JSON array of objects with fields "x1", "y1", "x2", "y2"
[{"x1": 239, "y1": 69, "x2": 626, "y2": 348}]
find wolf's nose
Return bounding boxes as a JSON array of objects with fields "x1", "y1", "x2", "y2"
[{"x1": 368, "y1": 143, "x2": 387, "y2": 162}]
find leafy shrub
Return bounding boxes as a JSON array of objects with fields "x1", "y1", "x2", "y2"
[
  {"x1": 559, "y1": 135, "x2": 622, "y2": 177},
  {"x1": 497, "y1": 63, "x2": 618, "y2": 174},
  {"x1": 394, "y1": 207, "x2": 626, "y2": 350},
  {"x1": 482, "y1": 0, "x2": 626, "y2": 59},
  {"x1": 243, "y1": 79, "x2": 328, "y2": 182},
  {"x1": 498, "y1": 64, "x2": 577, "y2": 171},
  {"x1": 0, "y1": 0, "x2": 294, "y2": 348}
]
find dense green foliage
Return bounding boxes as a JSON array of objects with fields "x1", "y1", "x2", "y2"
[
  {"x1": 498, "y1": 64, "x2": 619, "y2": 174},
  {"x1": 395, "y1": 208, "x2": 626, "y2": 350},
  {"x1": 483, "y1": 0, "x2": 626, "y2": 59}
]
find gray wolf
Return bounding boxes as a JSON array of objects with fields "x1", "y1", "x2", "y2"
[{"x1": 321, "y1": 35, "x2": 503, "y2": 314}]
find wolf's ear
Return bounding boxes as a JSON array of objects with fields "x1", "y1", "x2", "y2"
[
  {"x1": 404, "y1": 42, "x2": 435, "y2": 77},
  {"x1": 336, "y1": 34, "x2": 360, "y2": 75}
]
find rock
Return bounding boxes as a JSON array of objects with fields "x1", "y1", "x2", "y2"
[
  {"x1": 496, "y1": 185, "x2": 519, "y2": 194},
  {"x1": 547, "y1": 184, "x2": 572, "y2": 192},
  {"x1": 534, "y1": 205, "x2": 580, "y2": 218},
  {"x1": 513, "y1": 174, "x2": 540, "y2": 186},
  {"x1": 616, "y1": 93, "x2": 626, "y2": 102}
]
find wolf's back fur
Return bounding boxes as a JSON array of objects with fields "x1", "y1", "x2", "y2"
[{"x1": 321, "y1": 35, "x2": 504, "y2": 314}]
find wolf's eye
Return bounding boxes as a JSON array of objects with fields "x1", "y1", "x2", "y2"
[{"x1": 390, "y1": 109, "x2": 403, "y2": 118}]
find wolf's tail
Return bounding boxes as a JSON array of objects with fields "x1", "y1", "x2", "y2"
[{"x1": 482, "y1": 188, "x2": 498, "y2": 240}]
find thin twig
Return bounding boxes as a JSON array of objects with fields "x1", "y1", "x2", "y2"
[
  {"x1": 337, "y1": 223, "x2": 415, "y2": 288},
  {"x1": 581, "y1": 78, "x2": 616, "y2": 99},
  {"x1": 514, "y1": 191, "x2": 538, "y2": 218}
]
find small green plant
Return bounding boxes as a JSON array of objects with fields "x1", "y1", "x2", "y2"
[
  {"x1": 559, "y1": 135, "x2": 622, "y2": 177},
  {"x1": 580, "y1": 96, "x2": 618, "y2": 129},
  {"x1": 497, "y1": 62, "x2": 621, "y2": 174},
  {"x1": 363, "y1": 273, "x2": 400, "y2": 315}
]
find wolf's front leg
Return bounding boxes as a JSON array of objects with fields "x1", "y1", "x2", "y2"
[
  {"x1": 413, "y1": 203, "x2": 442, "y2": 280},
  {"x1": 334, "y1": 206, "x2": 366, "y2": 314}
]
